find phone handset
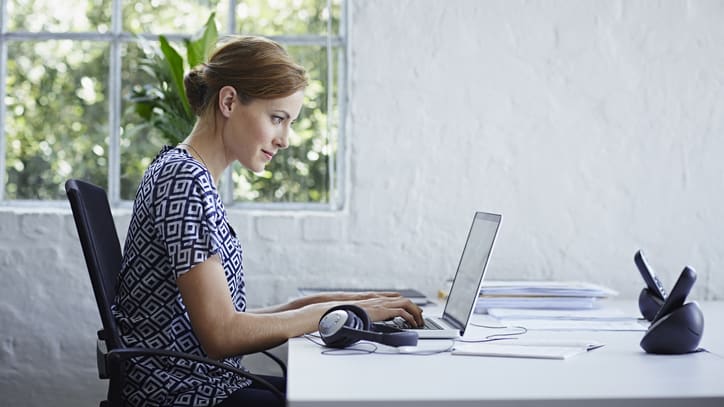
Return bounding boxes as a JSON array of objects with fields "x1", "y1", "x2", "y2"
[
  {"x1": 634, "y1": 250, "x2": 668, "y2": 320},
  {"x1": 650, "y1": 266, "x2": 696, "y2": 323},
  {"x1": 634, "y1": 250, "x2": 667, "y2": 300}
]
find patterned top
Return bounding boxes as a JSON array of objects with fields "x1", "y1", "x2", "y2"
[{"x1": 113, "y1": 146, "x2": 249, "y2": 406}]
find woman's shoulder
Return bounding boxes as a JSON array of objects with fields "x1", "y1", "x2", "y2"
[
  {"x1": 154, "y1": 146, "x2": 210, "y2": 178},
  {"x1": 145, "y1": 146, "x2": 216, "y2": 197}
]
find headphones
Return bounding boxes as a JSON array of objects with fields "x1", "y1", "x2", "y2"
[{"x1": 318, "y1": 304, "x2": 419, "y2": 348}]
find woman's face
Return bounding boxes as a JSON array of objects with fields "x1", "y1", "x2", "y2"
[{"x1": 222, "y1": 89, "x2": 305, "y2": 173}]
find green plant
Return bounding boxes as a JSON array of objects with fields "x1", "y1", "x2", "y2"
[{"x1": 126, "y1": 13, "x2": 219, "y2": 145}]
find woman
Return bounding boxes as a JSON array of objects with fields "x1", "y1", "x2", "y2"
[{"x1": 114, "y1": 35, "x2": 423, "y2": 407}]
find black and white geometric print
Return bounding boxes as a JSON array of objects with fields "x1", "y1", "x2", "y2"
[{"x1": 112, "y1": 146, "x2": 248, "y2": 406}]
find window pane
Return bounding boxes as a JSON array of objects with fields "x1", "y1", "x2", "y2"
[
  {"x1": 236, "y1": 0, "x2": 341, "y2": 36},
  {"x1": 2, "y1": 0, "x2": 345, "y2": 204},
  {"x1": 4, "y1": 40, "x2": 109, "y2": 199},
  {"x1": 7, "y1": 0, "x2": 111, "y2": 32},
  {"x1": 123, "y1": 0, "x2": 228, "y2": 34},
  {"x1": 231, "y1": 44, "x2": 338, "y2": 203}
]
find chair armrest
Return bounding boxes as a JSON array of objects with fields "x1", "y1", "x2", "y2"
[
  {"x1": 96, "y1": 333, "x2": 285, "y2": 378},
  {"x1": 106, "y1": 347, "x2": 284, "y2": 402},
  {"x1": 97, "y1": 338, "x2": 109, "y2": 380},
  {"x1": 261, "y1": 350, "x2": 287, "y2": 377}
]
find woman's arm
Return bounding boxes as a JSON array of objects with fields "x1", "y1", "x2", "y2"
[
  {"x1": 249, "y1": 291, "x2": 404, "y2": 314},
  {"x1": 177, "y1": 256, "x2": 423, "y2": 360}
]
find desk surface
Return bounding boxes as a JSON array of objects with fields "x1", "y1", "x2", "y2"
[{"x1": 287, "y1": 300, "x2": 724, "y2": 406}]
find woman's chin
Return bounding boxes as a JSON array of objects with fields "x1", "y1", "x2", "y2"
[
  {"x1": 238, "y1": 159, "x2": 265, "y2": 174},
  {"x1": 251, "y1": 165, "x2": 266, "y2": 174}
]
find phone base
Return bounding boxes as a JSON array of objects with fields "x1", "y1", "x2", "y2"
[
  {"x1": 638, "y1": 288, "x2": 665, "y2": 321},
  {"x1": 640, "y1": 302, "x2": 704, "y2": 354}
]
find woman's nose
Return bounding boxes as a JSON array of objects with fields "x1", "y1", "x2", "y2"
[{"x1": 275, "y1": 128, "x2": 292, "y2": 149}]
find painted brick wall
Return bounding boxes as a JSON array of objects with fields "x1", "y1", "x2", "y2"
[{"x1": 2, "y1": 0, "x2": 724, "y2": 405}]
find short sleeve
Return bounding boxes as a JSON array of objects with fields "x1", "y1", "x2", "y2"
[{"x1": 153, "y1": 167, "x2": 221, "y2": 279}]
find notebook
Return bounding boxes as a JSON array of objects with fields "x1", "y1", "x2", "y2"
[
  {"x1": 376, "y1": 211, "x2": 502, "y2": 339},
  {"x1": 452, "y1": 340, "x2": 604, "y2": 360}
]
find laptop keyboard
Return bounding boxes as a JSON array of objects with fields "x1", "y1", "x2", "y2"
[{"x1": 389, "y1": 316, "x2": 443, "y2": 330}]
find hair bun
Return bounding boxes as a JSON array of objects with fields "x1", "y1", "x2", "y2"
[{"x1": 184, "y1": 68, "x2": 208, "y2": 115}]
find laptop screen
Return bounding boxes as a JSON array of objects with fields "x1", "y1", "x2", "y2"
[{"x1": 442, "y1": 211, "x2": 502, "y2": 334}]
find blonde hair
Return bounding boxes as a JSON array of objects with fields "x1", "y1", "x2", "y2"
[{"x1": 184, "y1": 35, "x2": 308, "y2": 116}]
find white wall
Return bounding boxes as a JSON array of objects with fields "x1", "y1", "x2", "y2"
[{"x1": 2, "y1": 0, "x2": 724, "y2": 405}]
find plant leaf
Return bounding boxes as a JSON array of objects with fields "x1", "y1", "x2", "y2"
[
  {"x1": 187, "y1": 12, "x2": 219, "y2": 68},
  {"x1": 159, "y1": 35, "x2": 192, "y2": 117},
  {"x1": 134, "y1": 102, "x2": 154, "y2": 120}
]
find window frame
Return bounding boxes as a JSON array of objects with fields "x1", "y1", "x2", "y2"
[{"x1": 0, "y1": 0, "x2": 347, "y2": 211}]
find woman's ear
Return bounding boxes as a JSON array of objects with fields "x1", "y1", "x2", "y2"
[{"x1": 218, "y1": 86, "x2": 237, "y2": 118}]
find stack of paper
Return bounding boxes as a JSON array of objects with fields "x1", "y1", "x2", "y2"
[
  {"x1": 480, "y1": 280, "x2": 618, "y2": 297},
  {"x1": 474, "y1": 280, "x2": 618, "y2": 312}
]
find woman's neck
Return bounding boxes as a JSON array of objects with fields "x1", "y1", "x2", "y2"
[{"x1": 181, "y1": 121, "x2": 227, "y2": 184}]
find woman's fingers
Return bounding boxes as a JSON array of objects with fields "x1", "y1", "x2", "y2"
[{"x1": 356, "y1": 296, "x2": 424, "y2": 327}]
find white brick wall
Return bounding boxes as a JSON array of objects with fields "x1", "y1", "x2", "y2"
[{"x1": 2, "y1": 0, "x2": 724, "y2": 404}]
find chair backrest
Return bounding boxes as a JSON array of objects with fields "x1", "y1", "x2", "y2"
[{"x1": 65, "y1": 179, "x2": 123, "y2": 350}]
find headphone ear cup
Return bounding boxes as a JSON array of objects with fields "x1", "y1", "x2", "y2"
[
  {"x1": 318, "y1": 305, "x2": 370, "y2": 348},
  {"x1": 342, "y1": 304, "x2": 371, "y2": 330}
]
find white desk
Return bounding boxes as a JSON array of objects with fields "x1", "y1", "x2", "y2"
[{"x1": 287, "y1": 301, "x2": 724, "y2": 406}]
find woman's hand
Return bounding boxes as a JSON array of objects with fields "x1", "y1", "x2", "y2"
[
  {"x1": 304, "y1": 291, "x2": 423, "y2": 327},
  {"x1": 351, "y1": 295, "x2": 424, "y2": 328}
]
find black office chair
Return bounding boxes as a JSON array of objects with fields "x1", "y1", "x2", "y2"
[{"x1": 65, "y1": 179, "x2": 286, "y2": 406}]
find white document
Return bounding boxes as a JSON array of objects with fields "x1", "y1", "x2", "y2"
[
  {"x1": 483, "y1": 306, "x2": 647, "y2": 331},
  {"x1": 505, "y1": 318, "x2": 647, "y2": 331},
  {"x1": 486, "y1": 307, "x2": 638, "y2": 320}
]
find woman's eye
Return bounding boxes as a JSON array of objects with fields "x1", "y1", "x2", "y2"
[{"x1": 272, "y1": 116, "x2": 284, "y2": 125}]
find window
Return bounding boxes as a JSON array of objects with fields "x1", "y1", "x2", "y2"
[{"x1": 0, "y1": 0, "x2": 346, "y2": 209}]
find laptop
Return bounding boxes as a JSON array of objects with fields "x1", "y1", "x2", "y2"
[{"x1": 376, "y1": 211, "x2": 502, "y2": 339}]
